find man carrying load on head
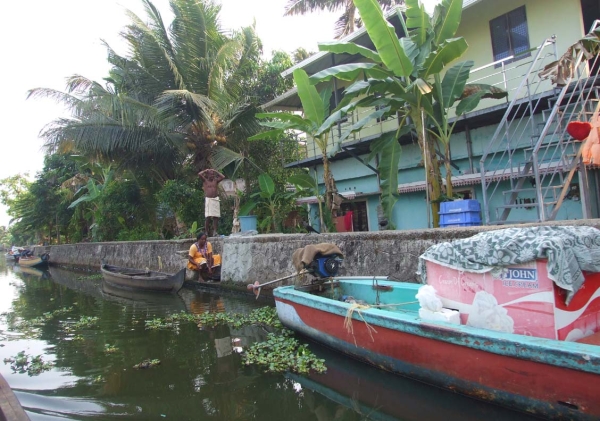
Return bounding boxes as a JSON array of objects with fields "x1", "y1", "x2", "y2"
[{"x1": 199, "y1": 168, "x2": 226, "y2": 237}]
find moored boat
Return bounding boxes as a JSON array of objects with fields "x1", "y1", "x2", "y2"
[
  {"x1": 101, "y1": 263, "x2": 185, "y2": 293},
  {"x1": 274, "y1": 277, "x2": 600, "y2": 419},
  {"x1": 17, "y1": 253, "x2": 49, "y2": 268},
  {"x1": 274, "y1": 227, "x2": 600, "y2": 419}
]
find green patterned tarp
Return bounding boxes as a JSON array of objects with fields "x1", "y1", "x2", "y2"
[{"x1": 417, "y1": 226, "x2": 600, "y2": 305}]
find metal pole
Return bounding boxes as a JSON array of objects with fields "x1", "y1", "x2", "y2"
[{"x1": 422, "y1": 109, "x2": 430, "y2": 228}]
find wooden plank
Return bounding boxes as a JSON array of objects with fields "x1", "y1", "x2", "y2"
[{"x1": 0, "y1": 373, "x2": 30, "y2": 421}]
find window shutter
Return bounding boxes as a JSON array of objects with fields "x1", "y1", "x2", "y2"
[
  {"x1": 508, "y1": 6, "x2": 530, "y2": 57},
  {"x1": 490, "y1": 15, "x2": 510, "y2": 61}
]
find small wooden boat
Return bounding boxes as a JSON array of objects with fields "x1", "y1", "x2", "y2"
[
  {"x1": 101, "y1": 263, "x2": 185, "y2": 293},
  {"x1": 17, "y1": 253, "x2": 49, "y2": 268},
  {"x1": 274, "y1": 275, "x2": 600, "y2": 420}
]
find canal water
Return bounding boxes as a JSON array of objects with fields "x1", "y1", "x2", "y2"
[{"x1": 0, "y1": 256, "x2": 541, "y2": 421}]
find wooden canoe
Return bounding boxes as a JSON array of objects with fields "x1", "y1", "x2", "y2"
[
  {"x1": 18, "y1": 253, "x2": 49, "y2": 268},
  {"x1": 101, "y1": 263, "x2": 185, "y2": 293}
]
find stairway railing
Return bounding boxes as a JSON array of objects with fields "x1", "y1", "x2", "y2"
[
  {"x1": 479, "y1": 38, "x2": 559, "y2": 224},
  {"x1": 533, "y1": 21, "x2": 600, "y2": 220}
]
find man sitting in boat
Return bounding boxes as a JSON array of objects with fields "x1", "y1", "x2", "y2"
[{"x1": 187, "y1": 232, "x2": 221, "y2": 279}]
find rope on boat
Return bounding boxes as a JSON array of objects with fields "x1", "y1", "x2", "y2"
[
  {"x1": 344, "y1": 303, "x2": 378, "y2": 344},
  {"x1": 342, "y1": 300, "x2": 420, "y2": 344}
]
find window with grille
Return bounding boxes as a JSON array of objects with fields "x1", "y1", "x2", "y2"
[{"x1": 489, "y1": 6, "x2": 531, "y2": 66}]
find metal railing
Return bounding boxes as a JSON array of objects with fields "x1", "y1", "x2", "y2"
[
  {"x1": 480, "y1": 20, "x2": 600, "y2": 224},
  {"x1": 478, "y1": 37, "x2": 560, "y2": 223}
]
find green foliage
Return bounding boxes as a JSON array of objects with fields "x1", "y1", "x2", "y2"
[
  {"x1": 63, "y1": 316, "x2": 99, "y2": 332},
  {"x1": 239, "y1": 173, "x2": 299, "y2": 233},
  {"x1": 104, "y1": 344, "x2": 119, "y2": 354},
  {"x1": 155, "y1": 178, "x2": 204, "y2": 238},
  {"x1": 145, "y1": 307, "x2": 283, "y2": 331},
  {"x1": 133, "y1": 359, "x2": 161, "y2": 369},
  {"x1": 3, "y1": 351, "x2": 53, "y2": 376},
  {"x1": 243, "y1": 330, "x2": 326, "y2": 374}
]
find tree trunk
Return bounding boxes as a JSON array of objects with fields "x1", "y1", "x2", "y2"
[
  {"x1": 414, "y1": 111, "x2": 442, "y2": 228},
  {"x1": 444, "y1": 142, "x2": 453, "y2": 199}
]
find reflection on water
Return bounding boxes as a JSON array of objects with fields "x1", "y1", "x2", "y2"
[{"x1": 0, "y1": 256, "x2": 540, "y2": 421}]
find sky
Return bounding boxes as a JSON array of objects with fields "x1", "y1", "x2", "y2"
[{"x1": 0, "y1": 0, "x2": 438, "y2": 227}]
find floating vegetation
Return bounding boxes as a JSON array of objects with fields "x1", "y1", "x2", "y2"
[
  {"x1": 243, "y1": 330, "x2": 326, "y2": 375},
  {"x1": 144, "y1": 307, "x2": 282, "y2": 331},
  {"x1": 104, "y1": 344, "x2": 119, "y2": 354},
  {"x1": 63, "y1": 316, "x2": 99, "y2": 332},
  {"x1": 143, "y1": 307, "x2": 321, "y2": 373},
  {"x1": 133, "y1": 359, "x2": 161, "y2": 369},
  {"x1": 76, "y1": 274, "x2": 103, "y2": 281},
  {"x1": 0, "y1": 307, "x2": 75, "y2": 338},
  {"x1": 3, "y1": 351, "x2": 53, "y2": 376}
]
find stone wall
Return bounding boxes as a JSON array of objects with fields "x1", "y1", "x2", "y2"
[{"x1": 34, "y1": 219, "x2": 600, "y2": 285}]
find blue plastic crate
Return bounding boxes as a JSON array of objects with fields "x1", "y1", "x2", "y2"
[
  {"x1": 439, "y1": 211, "x2": 481, "y2": 225},
  {"x1": 440, "y1": 199, "x2": 481, "y2": 214},
  {"x1": 440, "y1": 222, "x2": 481, "y2": 228}
]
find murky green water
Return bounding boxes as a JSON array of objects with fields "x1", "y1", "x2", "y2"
[{"x1": 0, "y1": 256, "x2": 540, "y2": 421}]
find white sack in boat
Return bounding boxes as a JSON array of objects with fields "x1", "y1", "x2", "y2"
[
  {"x1": 416, "y1": 285, "x2": 443, "y2": 312},
  {"x1": 467, "y1": 291, "x2": 515, "y2": 333}
]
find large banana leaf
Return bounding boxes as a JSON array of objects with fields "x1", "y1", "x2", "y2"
[
  {"x1": 421, "y1": 37, "x2": 468, "y2": 77},
  {"x1": 256, "y1": 112, "x2": 309, "y2": 126},
  {"x1": 375, "y1": 130, "x2": 403, "y2": 224},
  {"x1": 257, "y1": 120, "x2": 302, "y2": 130},
  {"x1": 288, "y1": 173, "x2": 317, "y2": 190},
  {"x1": 294, "y1": 69, "x2": 324, "y2": 127},
  {"x1": 248, "y1": 129, "x2": 285, "y2": 141},
  {"x1": 309, "y1": 63, "x2": 392, "y2": 84},
  {"x1": 354, "y1": 0, "x2": 414, "y2": 77},
  {"x1": 318, "y1": 41, "x2": 382, "y2": 63},
  {"x1": 316, "y1": 101, "x2": 362, "y2": 136},
  {"x1": 433, "y1": 0, "x2": 464, "y2": 45},
  {"x1": 460, "y1": 83, "x2": 508, "y2": 99},
  {"x1": 455, "y1": 83, "x2": 508, "y2": 115},
  {"x1": 441, "y1": 60, "x2": 473, "y2": 108},
  {"x1": 338, "y1": 107, "x2": 390, "y2": 143},
  {"x1": 405, "y1": 0, "x2": 431, "y2": 47},
  {"x1": 258, "y1": 173, "x2": 275, "y2": 197},
  {"x1": 319, "y1": 83, "x2": 334, "y2": 123}
]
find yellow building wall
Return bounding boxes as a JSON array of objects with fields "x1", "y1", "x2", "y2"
[
  {"x1": 455, "y1": 0, "x2": 585, "y2": 112},
  {"x1": 458, "y1": 0, "x2": 585, "y2": 68}
]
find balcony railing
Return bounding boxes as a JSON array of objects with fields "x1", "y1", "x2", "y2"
[{"x1": 305, "y1": 39, "x2": 559, "y2": 159}]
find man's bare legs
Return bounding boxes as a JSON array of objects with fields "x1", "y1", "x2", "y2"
[{"x1": 205, "y1": 216, "x2": 219, "y2": 237}]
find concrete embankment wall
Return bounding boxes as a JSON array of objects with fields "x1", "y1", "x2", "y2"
[{"x1": 34, "y1": 219, "x2": 600, "y2": 285}]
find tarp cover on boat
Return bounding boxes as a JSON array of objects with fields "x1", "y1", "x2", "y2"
[{"x1": 418, "y1": 226, "x2": 600, "y2": 305}]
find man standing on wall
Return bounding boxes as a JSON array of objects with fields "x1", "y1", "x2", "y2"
[{"x1": 199, "y1": 169, "x2": 225, "y2": 237}]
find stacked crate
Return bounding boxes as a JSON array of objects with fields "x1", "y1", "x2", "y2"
[{"x1": 439, "y1": 200, "x2": 481, "y2": 227}]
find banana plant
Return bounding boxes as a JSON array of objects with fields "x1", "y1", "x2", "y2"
[
  {"x1": 310, "y1": 0, "x2": 507, "y2": 227},
  {"x1": 249, "y1": 69, "x2": 342, "y2": 232},
  {"x1": 238, "y1": 173, "x2": 296, "y2": 233}
]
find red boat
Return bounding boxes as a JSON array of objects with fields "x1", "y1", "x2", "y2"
[{"x1": 274, "y1": 275, "x2": 600, "y2": 420}]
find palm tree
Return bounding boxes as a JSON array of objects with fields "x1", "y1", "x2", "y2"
[
  {"x1": 284, "y1": 0, "x2": 405, "y2": 39},
  {"x1": 29, "y1": 0, "x2": 263, "y2": 179}
]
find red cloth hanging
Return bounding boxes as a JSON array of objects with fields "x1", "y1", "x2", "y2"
[{"x1": 344, "y1": 211, "x2": 354, "y2": 231}]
